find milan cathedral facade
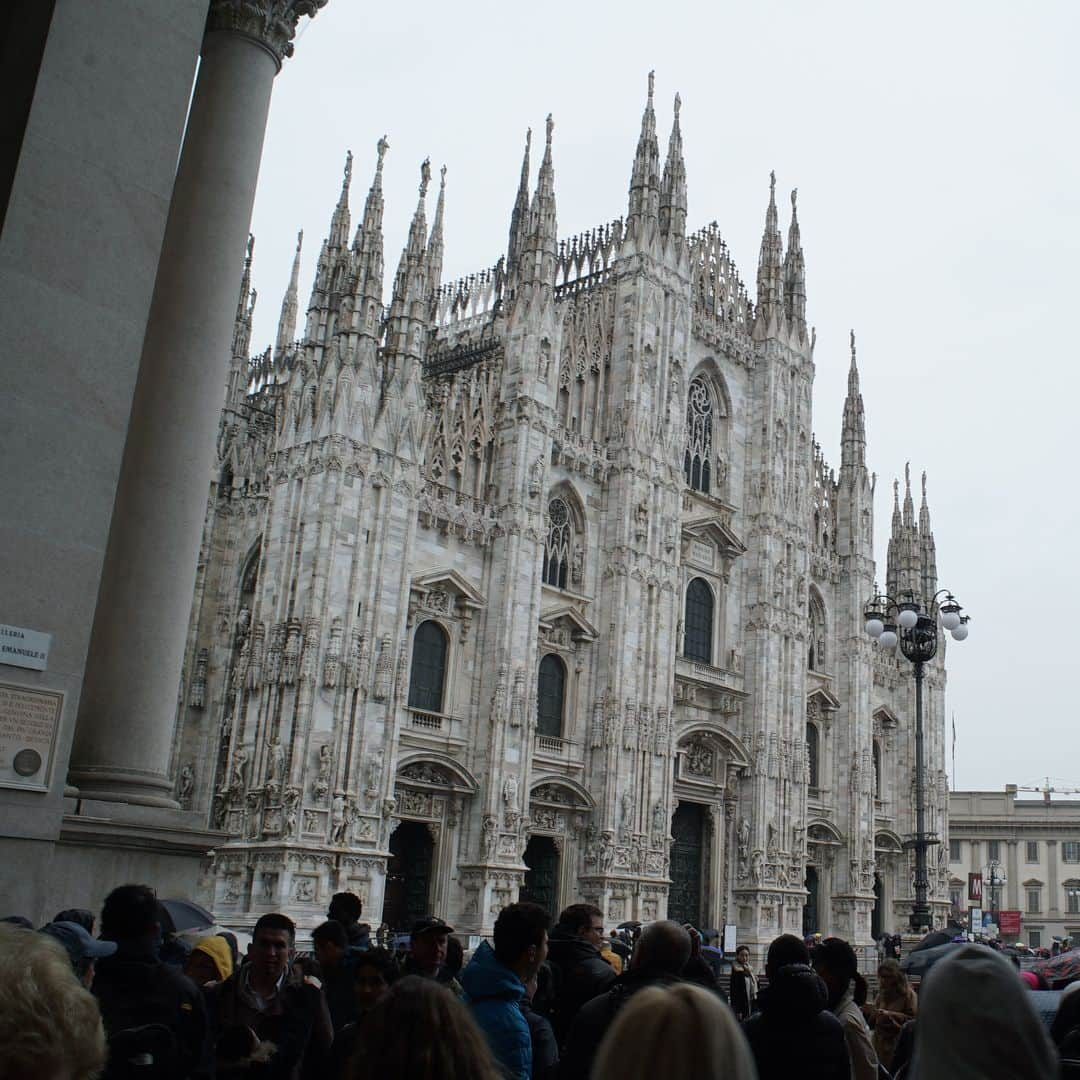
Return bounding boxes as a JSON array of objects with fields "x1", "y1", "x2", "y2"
[{"x1": 175, "y1": 77, "x2": 951, "y2": 953}]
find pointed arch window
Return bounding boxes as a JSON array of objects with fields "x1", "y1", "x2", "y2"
[
  {"x1": 536, "y1": 654, "x2": 566, "y2": 738},
  {"x1": 683, "y1": 577, "x2": 714, "y2": 663},
  {"x1": 872, "y1": 741, "x2": 882, "y2": 799},
  {"x1": 808, "y1": 591, "x2": 827, "y2": 672},
  {"x1": 543, "y1": 498, "x2": 572, "y2": 589},
  {"x1": 806, "y1": 722, "x2": 820, "y2": 789},
  {"x1": 408, "y1": 620, "x2": 448, "y2": 713},
  {"x1": 684, "y1": 377, "x2": 713, "y2": 494}
]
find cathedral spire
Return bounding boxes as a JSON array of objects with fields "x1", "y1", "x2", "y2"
[
  {"x1": 275, "y1": 229, "x2": 303, "y2": 357},
  {"x1": 919, "y1": 471, "x2": 938, "y2": 600},
  {"x1": 229, "y1": 234, "x2": 256, "y2": 403},
  {"x1": 902, "y1": 461, "x2": 915, "y2": 528},
  {"x1": 506, "y1": 128, "x2": 531, "y2": 280},
  {"x1": 783, "y1": 187, "x2": 806, "y2": 332},
  {"x1": 328, "y1": 150, "x2": 353, "y2": 251},
  {"x1": 385, "y1": 158, "x2": 432, "y2": 363},
  {"x1": 840, "y1": 329, "x2": 866, "y2": 470},
  {"x1": 756, "y1": 170, "x2": 785, "y2": 318},
  {"x1": 426, "y1": 164, "x2": 447, "y2": 303},
  {"x1": 627, "y1": 71, "x2": 660, "y2": 238},
  {"x1": 353, "y1": 137, "x2": 388, "y2": 310},
  {"x1": 659, "y1": 93, "x2": 687, "y2": 239},
  {"x1": 517, "y1": 115, "x2": 557, "y2": 289}
]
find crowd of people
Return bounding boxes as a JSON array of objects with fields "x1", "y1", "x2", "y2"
[{"x1": 3, "y1": 884, "x2": 1080, "y2": 1079}]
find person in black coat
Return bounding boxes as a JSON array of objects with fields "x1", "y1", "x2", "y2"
[
  {"x1": 559, "y1": 920, "x2": 691, "y2": 1080},
  {"x1": 742, "y1": 935, "x2": 850, "y2": 1080},
  {"x1": 543, "y1": 903, "x2": 615, "y2": 1047},
  {"x1": 91, "y1": 884, "x2": 212, "y2": 1080}
]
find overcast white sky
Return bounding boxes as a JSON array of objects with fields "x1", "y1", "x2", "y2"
[{"x1": 247, "y1": 1, "x2": 1079, "y2": 795}]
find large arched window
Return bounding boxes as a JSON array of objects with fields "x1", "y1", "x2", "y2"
[
  {"x1": 808, "y1": 590, "x2": 826, "y2": 672},
  {"x1": 408, "y1": 621, "x2": 448, "y2": 713},
  {"x1": 543, "y1": 498, "x2": 573, "y2": 589},
  {"x1": 536, "y1": 654, "x2": 566, "y2": 738},
  {"x1": 806, "y1": 722, "x2": 820, "y2": 789},
  {"x1": 684, "y1": 377, "x2": 713, "y2": 493},
  {"x1": 683, "y1": 578, "x2": 714, "y2": 663}
]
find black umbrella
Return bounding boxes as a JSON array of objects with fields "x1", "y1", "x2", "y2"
[
  {"x1": 157, "y1": 898, "x2": 216, "y2": 934},
  {"x1": 900, "y1": 940, "x2": 965, "y2": 977},
  {"x1": 909, "y1": 930, "x2": 952, "y2": 953},
  {"x1": 617, "y1": 920, "x2": 641, "y2": 929}
]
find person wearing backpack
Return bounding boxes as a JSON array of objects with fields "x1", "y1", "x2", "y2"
[{"x1": 91, "y1": 884, "x2": 212, "y2": 1080}]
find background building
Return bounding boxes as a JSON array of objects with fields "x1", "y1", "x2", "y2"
[
  {"x1": 948, "y1": 785, "x2": 1080, "y2": 948},
  {"x1": 172, "y1": 80, "x2": 952, "y2": 950}
]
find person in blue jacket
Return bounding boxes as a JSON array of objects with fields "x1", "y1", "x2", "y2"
[{"x1": 462, "y1": 901, "x2": 551, "y2": 1080}]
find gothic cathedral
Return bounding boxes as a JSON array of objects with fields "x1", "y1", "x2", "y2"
[{"x1": 176, "y1": 77, "x2": 951, "y2": 953}]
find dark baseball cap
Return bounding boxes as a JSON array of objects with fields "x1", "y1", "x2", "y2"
[
  {"x1": 411, "y1": 916, "x2": 454, "y2": 938},
  {"x1": 40, "y1": 921, "x2": 118, "y2": 967}
]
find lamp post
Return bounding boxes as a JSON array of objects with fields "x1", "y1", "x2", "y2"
[
  {"x1": 986, "y1": 858, "x2": 1005, "y2": 928},
  {"x1": 864, "y1": 589, "x2": 971, "y2": 932}
]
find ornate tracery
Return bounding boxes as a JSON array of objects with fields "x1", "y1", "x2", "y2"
[
  {"x1": 684, "y1": 377, "x2": 714, "y2": 493},
  {"x1": 543, "y1": 498, "x2": 573, "y2": 589}
]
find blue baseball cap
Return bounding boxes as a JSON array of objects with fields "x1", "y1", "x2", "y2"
[{"x1": 40, "y1": 921, "x2": 118, "y2": 967}]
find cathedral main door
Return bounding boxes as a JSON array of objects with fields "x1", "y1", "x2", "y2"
[
  {"x1": 520, "y1": 835, "x2": 560, "y2": 918},
  {"x1": 384, "y1": 822, "x2": 434, "y2": 930},
  {"x1": 669, "y1": 802, "x2": 705, "y2": 927}
]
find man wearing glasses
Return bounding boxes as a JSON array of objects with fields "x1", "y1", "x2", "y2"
[{"x1": 543, "y1": 903, "x2": 616, "y2": 1047}]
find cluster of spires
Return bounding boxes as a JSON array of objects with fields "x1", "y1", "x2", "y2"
[{"x1": 886, "y1": 462, "x2": 938, "y2": 604}]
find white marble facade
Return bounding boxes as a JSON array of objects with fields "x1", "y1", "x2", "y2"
[{"x1": 174, "y1": 80, "x2": 950, "y2": 952}]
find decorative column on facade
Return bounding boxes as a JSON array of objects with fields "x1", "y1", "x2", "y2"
[{"x1": 69, "y1": 1, "x2": 329, "y2": 806}]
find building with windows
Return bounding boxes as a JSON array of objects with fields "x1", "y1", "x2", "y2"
[
  {"x1": 173, "y1": 78, "x2": 951, "y2": 948},
  {"x1": 948, "y1": 787, "x2": 1080, "y2": 947}
]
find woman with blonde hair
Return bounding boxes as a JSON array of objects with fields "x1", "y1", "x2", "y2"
[
  {"x1": 0, "y1": 922, "x2": 107, "y2": 1080},
  {"x1": 865, "y1": 958, "x2": 916, "y2": 1070},
  {"x1": 590, "y1": 981, "x2": 758, "y2": 1080}
]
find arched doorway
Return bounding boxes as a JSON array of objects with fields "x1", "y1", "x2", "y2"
[
  {"x1": 384, "y1": 822, "x2": 434, "y2": 930},
  {"x1": 803, "y1": 866, "x2": 820, "y2": 936},
  {"x1": 521, "y1": 836, "x2": 560, "y2": 918},
  {"x1": 669, "y1": 802, "x2": 706, "y2": 927},
  {"x1": 871, "y1": 874, "x2": 884, "y2": 940}
]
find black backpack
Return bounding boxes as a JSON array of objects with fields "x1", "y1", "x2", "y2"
[{"x1": 104, "y1": 1023, "x2": 180, "y2": 1080}]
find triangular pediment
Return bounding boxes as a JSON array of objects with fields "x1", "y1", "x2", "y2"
[
  {"x1": 539, "y1": 604, "x2": 599, "y2": 642},
  {"x1": 682, "y1": 515, "x2": 748, "y2": 560},
  {"x1": 411, "y1": 567, "x2": 485, "y2": 607},
  {"x1": 808, "y1": 685, "x2": 841, "y2": 711},
  {"x1": 873, "y1": 705, "x2": 900, "y2": 728}
]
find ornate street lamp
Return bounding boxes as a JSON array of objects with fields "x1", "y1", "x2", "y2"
[
  {"x1": 986, "y1": 858, "x2": 1006, "y2": 923},
  {"x1": 864, "y1": 589, "x2": 971, "y2": 932}
]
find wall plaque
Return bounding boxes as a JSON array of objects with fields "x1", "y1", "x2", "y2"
[
  {"x1": 0, "y1": 624, "x2": 52, "y2": 671},
  {"x1": 0, "y1": 682, "x2": 62, "y2": 791},
  {"x1": 689, "y1": 540, "x2": 714, "y2": 567}
]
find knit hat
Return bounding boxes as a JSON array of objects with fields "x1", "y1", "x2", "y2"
[{"x1": 191, "y1": 933, "x2": 234, "y2": 981}]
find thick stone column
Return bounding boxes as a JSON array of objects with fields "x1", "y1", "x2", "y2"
[{"x1": 68, "y1": 1, "x2": 327, "y2": 806}]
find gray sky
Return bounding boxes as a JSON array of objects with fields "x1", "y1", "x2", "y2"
[{"x1": 248, "y1": 1, "x2": 1080, "y2": 795}]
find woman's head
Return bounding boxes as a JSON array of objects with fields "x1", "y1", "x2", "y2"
[
  {"x1": 591, "y1": 982, "x2": 757, "y2": 1080},
  {"x1": 735, "y1": 945, "x2": 750, "y2": 966},
  {"x1": 347, "y1": 975, "x2": 502, "y2": 1080},
  {"x1": 877, "y1": 959, "x2": 906, "y2": 992}
]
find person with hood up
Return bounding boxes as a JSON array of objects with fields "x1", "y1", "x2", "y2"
[
  {"x1": 559, "y1": 920, "x2": 691, "y2": 1080},
  {"x1": 462, "y1": 901, "x2": 551, "y2": 1080},
  {"x1": 812, "y1": 936, "x2": 877, "y2": 1080},
  {"x1": 911, "y1": 943, "x2": 1057, "y2": 1079},
  {"x1": 543, "y1": 902, "x2": 615, "y2": 1046},
  {"x1": 743, "y1": 934, "x2": 849, "y2": 1080},
  {"x1": 184, "y1": 933, "x2": 234, "y2": 988}
]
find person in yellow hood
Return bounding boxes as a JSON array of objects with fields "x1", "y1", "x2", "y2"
[{"x1": 185, "y1": 933, "x2": 234, "y2": 987}]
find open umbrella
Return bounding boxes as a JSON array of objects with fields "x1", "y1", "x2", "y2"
[
  {"x1": 1029, "y1": 948, "x2": 1080, "y2": 988},
  {"x1": 909, "y1": 930, "x2": 952, "y2": 953},
  {"x1": 157, "y1": 898, "x2": 216, "y2": 935},
  {"x1": 900, "y1": 940, "x2": 966, "y2": 977}
]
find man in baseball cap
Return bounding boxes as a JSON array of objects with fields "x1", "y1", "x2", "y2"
[
  {"x1": 40, "y1": 920, "x2": 117, "y2": 987},
  {"x1": 406, "y1": 916, "x2": 463, "y2": 996}
]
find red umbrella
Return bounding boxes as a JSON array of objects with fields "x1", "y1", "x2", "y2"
[{"x1": 1029, "y1": 947, "x2": 1080, "y2": 988}]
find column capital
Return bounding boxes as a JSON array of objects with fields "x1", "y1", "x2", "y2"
[{"x1": 206, "y1": 0, "x2": 329, "y2": 71}]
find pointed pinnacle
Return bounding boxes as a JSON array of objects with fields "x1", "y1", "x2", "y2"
[
  {"x1": 648, "y1": 69, "x2": 655, "y2": 104},
  {"x1": 376, "y1": 135, "x2": 389, "y2": 175},
  {"x1": 674, "y1": 91, "x2": 681, "y2": 119},
  {"x1": 893, "y1": 479, "x2": 900, "y2": 507},
  {"x1": 419, "y1": 158, "x2": 432, "y2": 198},
  {"x1": 769, "y1": 170, "x2": 776, "y2": 204},
  {"x1": 343, "y1": 150, "x2": 353, "y2": 188},
  {"x1": 791, "y1": 187, "x2": 798, "y2": 214},
  {"x1": 545, "y1": 113, "x2": 554, "y2": 150},
  {"x1": 921, "y1": 470, "x2": 928, "y2": 504},
  {"x1": 905, "y1": 461, "x2": 911, "y2": 493}
]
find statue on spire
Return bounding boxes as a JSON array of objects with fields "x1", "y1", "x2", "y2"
[
  {"x1": 545, "y1": 113, "x2": 554, "y2": 147},
  {"x1": 648, "y1": 69, "x2": 655, "y2": 102},
  {"x1": 419, "y1": 158, "x2": 432, "y2": 198}
]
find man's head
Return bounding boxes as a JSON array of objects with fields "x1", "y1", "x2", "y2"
[
  {"x1": 100, "y1": 884, "x2": 159, "y2": 943},
  {"x1": 410, "y1": 916, "x2": 454, "y2": 976},
  {"x1": 631, "y1": 920, "x2": 691, "y2": 975},
  {"x1": 811, "y1": 936, "x2": 858, "y2": 1007},
  {"x1": 557, "y1": 903, "x2": 604, "y2": 951},
  {"x1": 39, "y1": 921, "x2": 117, "y2": 987},
  {"x1": 250, "y1": 913, "x2": 296, "y2": 984},
  {"x1": 494, "y1": 902, "x2": 551, "y2": 982},
  {"x1": 328, "y1": 891, "x2": 363, "y2": 928},
  {"x1": 765, "y1": 933, "x2": 810, "y2": 980},
  {"x1": 352, "y1": 948, "x2": 399, "y2": 1013},
  {"x1": 312, "y1": 919, "x2": 349, "y2": 972}
]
